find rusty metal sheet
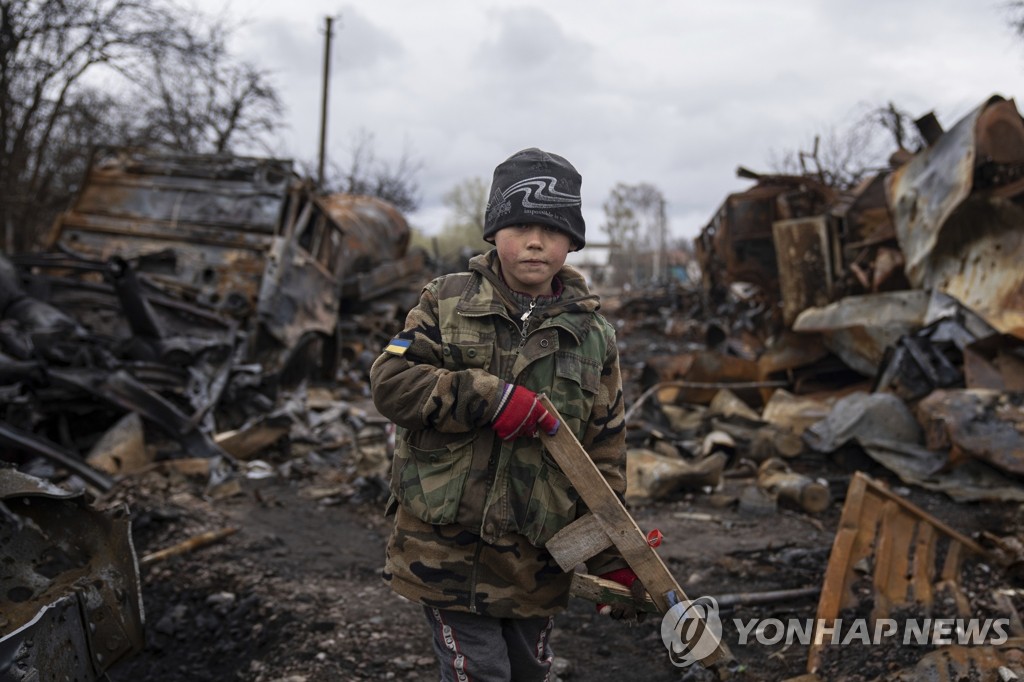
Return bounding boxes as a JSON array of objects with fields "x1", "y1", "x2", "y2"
[
  {"x1": 806, "y1": 390, "x2": 1024, "y2": 502},
  {"x1": 835, "y1": 172, "x2": 895, "y2": 247},
  {"x1": 0, "y1": 467, "x2": 144, "y2": 680},
  {"x1": 793, "y1": 290, "x2": 932, "y2": 376},
  {"x1": 47, "y1": 148, "x2": 300, "y2": 309},
  {"x1": 756, "y1": 330, "x2": 830, "y2": 378},
  {"x1": 773, "y1": 216, "x2": 834, "y2": 326},
  {"x1": 67, "y1": 149, "x2": 292, "y2": 231},
  {"x1": 917, "y1": 388, "x2": 1024, "y2": 477},
  {"x1": 887, "y1": 95, "x2": 1024, "y2": 334},
  {"x1": 350, "y1": 250, "x2": 427, "y2": 302},
  {"x1": 859, "y1": 439, "x2": 1024, "y2": 503},
  {"x1": 963, "y1": 333, "x2": 1024, "y2": 390},
  {"x1": 254, "y1": 232, "x2": 341, "y2": 352}
]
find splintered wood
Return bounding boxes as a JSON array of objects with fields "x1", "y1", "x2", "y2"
[
  {"x1": 139, "y1": 527, "x2": 239, "y2": 566},
  {"x1": 807, "y1": 472, "x2": 989, "y2": 674}
]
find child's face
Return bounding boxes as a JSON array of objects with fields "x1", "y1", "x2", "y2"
[{"x1": 493, "y1": 223, "x2": 573, "y2": 297}]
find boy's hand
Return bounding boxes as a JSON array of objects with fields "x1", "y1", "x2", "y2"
[
  {"x1": 596, "y1": 568, "x2": 647, "y2": 622},
  {"x1": 491, "y1": 384, "x2": 560, "y2": 440}
]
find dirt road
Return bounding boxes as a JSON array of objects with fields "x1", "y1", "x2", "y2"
[{"x1": 100, "y1": 440, "x2": 1018, "y2": 682}]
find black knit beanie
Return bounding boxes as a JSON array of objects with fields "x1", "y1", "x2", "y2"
[{"x1": 483, "y1": 148, "x2": 586, "y2": 249}]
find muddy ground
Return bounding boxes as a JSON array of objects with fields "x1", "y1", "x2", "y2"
[{"x1": 98, "y1": 430, "x2": 1021, "y2": 682}]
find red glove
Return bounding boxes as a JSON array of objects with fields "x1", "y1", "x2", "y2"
[
  {"x1": 491, "y1": 384, "x2": 560, "y2": 440},
  {"x1": 597, "y1": 568, "x2": 645, "y2": 620}
]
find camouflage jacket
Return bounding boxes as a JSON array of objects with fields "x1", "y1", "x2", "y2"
[{"x1": 369, "y1": 250, "x2": 627, "y2": 617}]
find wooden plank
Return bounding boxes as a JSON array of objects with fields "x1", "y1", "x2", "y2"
[
  {"x1": 813, "y1": 474, "x2": 867, "y2": 623},
  {"x1": 537, "y1": 396, "x2": 683, "y2": 612},
  {"x1": 942, "y1": 540, "x2": 963, "y2": 582},
  {"x1": 858, "y1": 478, "x2": 986, "y2": 554},
  {"x1": 546, "y1": 512, "x2": 613, "y2": 571},
  {"x1": 808, "y1": 473, "x2": 866, "y2": 674},
  {"x1": 910, "y1": 523, "x2": 936, "y2": 606},
  {"x1": 845, "y1": 481, "x2": 882, "y2": 612},
  {"x1": 871, "y1": 502, "x2": 898, "y2": 619},
  {"x1": 881, "y1": 504, "x2": 917, "y2": 615},
  {"x1": 538, "y1": 396, "x2": 733, "y2": 668},
  {"x1": 808, "y1": 472, "x2": 991, "y2": 675}
]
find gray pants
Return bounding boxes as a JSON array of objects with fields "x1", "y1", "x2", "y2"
[{"x1": 423, "y1": 606, "x2": 555, "y2": 682}]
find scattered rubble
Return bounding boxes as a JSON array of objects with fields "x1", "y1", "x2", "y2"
[{"x1": 3, "y1": 94, "x2": 1024, "y2": 681}]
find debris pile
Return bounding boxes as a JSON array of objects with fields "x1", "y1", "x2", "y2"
[
  {"x1": 1, "y1": 147, "x2": 427, "y2": 484},
  {"x1": 1, "y1": 148, "x2": 427, "y2": 679},
  {"x1": 611, "y1": 93, "x2": 1024, "y2": 678},
  {"x1": 3, "y1": 95, "x2": 1024, "y2": 680}
]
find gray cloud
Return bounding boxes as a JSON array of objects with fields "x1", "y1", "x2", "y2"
[
  {"x1": 231, "y1": 0, "x2": 1024, "y2": 241},
  {"x1": 473, "y1": 7, "x2": 595, "y2": 93}
]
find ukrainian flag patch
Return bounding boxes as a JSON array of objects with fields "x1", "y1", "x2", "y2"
[{"x1": 384, "y1": 337, "x2": 412, "y2": 356}]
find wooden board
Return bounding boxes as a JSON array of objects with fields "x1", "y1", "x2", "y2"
[
  {"x1": 538, "y1": 396, "x2": 734, "y2": 669},
  {"x1": 806, "y1": 472, "x2": 989, "y2": 674}
]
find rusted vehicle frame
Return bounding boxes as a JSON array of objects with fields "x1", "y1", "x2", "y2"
[
  {"x1": 696, "y1": 173, "x2": 837, "y2": 332},
  {"x1": 45, "y1": 147, "x2": 350, "y2": 376}
]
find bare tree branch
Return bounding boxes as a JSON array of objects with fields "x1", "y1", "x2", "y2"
[
  {"x1": 0, "y1": 0, "x2": 285, "y2": 251},
  {"x1": 316, "y1": 129, "x2": 423, "y2": 213}
]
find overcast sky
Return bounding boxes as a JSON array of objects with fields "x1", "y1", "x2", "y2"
[{"x1": 226, "y1": 1, "x2": 1024, "y2": 243}]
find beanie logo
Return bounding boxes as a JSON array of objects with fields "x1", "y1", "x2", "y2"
[
  {"x1": 500, "y1": 176, "x2": 581, "y2": 211},
  {"x1": 487, "y1": 176, "x2": 580, "y2": 224}
]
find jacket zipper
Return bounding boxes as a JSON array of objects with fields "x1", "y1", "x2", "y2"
[
  {"x1": 472, "y1": 297, "x2": 538, "y2": 613},
  {"x1": 517, "y1": 299, "x2": 536, "y2": 354}
]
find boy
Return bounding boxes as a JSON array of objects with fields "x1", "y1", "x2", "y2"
[{"x1": 370, "y1": 148, "x2": 634, "y2": 681}]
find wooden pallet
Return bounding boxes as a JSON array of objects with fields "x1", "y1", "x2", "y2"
[
  {"x1": 538, "y1": 396, "x2": 734, "y2": 672},
  {"x1": 807, "y1": 472, "x2": 989, "y2": 674}
]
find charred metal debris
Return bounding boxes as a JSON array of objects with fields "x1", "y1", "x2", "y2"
[
  {"x1": 1, "y1": 147, "x2": 428, "y2": 678},
  {"x1": 612, "y1": 96, "x2": 1024, "y2": 514},
  {"x1": 2, "y1": 146, "x2": 426, "y2": 483},
  {"x1": 3, "y1": 93, "x2": 1024, "y2": 680},
  {"x1": 603, "y1": 94, "x2": 1024, "y2": 677}
]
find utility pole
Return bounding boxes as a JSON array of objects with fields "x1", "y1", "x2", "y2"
[
  {"x1": 317, "y1": 15, "x2": 337, "y2": 188},
  {"x1": 655, "y1": 195, "x2": 667, "y2": 283}
]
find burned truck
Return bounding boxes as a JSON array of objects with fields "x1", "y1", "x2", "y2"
[
  {"x1": 1, "y1": 147, "x2": 429, "y2": 679},
  {"x1": 2, "y1": 145, "x2": 431, "y2": 488},
  {"x1": 29, "y1": 146, "x2": 424, "y2": 382},
  {"x1": 2, "y1": 146, "x2": 426, "y2": 475}
]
